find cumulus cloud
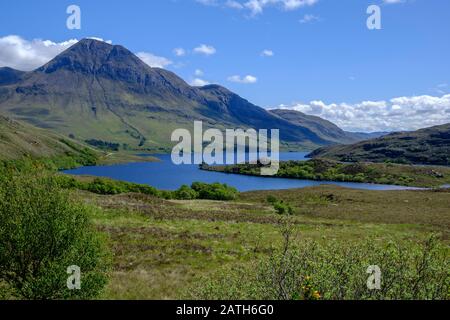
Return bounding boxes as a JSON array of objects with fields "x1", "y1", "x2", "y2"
[
  {"x1": 197, "y1": 0, "x2": 319, "y2": 15},
  {"x1": 193, "y1": 44, "x2": 217, "y2": 56},
  {"x1": 261, "y1": 49, "x2": 274, "y2": 57},
  {"x1": 0, "y1": 35, "x2": 172, "y2": 71},
  {"x1": 0, "y1": 35, "x2": 78, "y2": 71},
  {"x1": 173, "y1": 47, "x2": 186, "y2": 57},
  {"x1": 271, "y1": 94, "x2": 450, "y2": 132},
  {"x1": 227, "y1": 74, "x2": 257, "y2": 84},
  {"x1": 191, "y1": 78, "x2": 210, "y2": 86},
  {"x1": 136, "y1": 52, "x2": 172, "y2": 68}
]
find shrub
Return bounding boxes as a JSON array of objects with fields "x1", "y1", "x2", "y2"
[
  {"x1": 191, "y1": 182, "x2": 238, "y2": 201},
  {"x1": 192, "y1": 222, "x2": 449, "y2": 300},
  {"x1": 266, "y1": 195, "x2": 278, "y2": 204},
  {"x1": 0, "y1": 173, "x2": 110, "y2": 299},
  {"x1": 174, "y1": 185, "x2": 199, "y2": 200},
  {"x1": 273, "y1": 201, "x2": 294, "y2": 215},
  {"x1": 266, "y1": 196, "x2": 294, "y2": 215}
]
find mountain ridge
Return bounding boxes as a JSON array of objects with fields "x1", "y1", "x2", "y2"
[
  {"x1": 0, "y1": 38, "x2": 370, "y2": 151},
  {"x1": 308, "y1": 123, "x2": 450, "y2": 166}
]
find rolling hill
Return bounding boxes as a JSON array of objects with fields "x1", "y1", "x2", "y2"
[
  {"x1": 0, "y1": 115, "x2": 98, "y2": 161},
  {"x1": 308, "y1": 123, "x2": 450, "y2": 166},
  {"x1": 0, "y1": 39, "x2": 367, "y2": 151}
]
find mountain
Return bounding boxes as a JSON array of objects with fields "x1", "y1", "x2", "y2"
[
  {"x1": 308, "y1": 123, "x2": 450, "y2": 166},
  {"x1": 0, "y1": 39, "x2": 363, "y2": 151},
  {"x1": 269, "y1": 109, "x2": 379, "y2": 144},
  {"x1": 0, "y1": 67, "x2": 25, "y2": 86},
  {"x1": 0, "y1": 115, "x2": 97, "y2": 161}
]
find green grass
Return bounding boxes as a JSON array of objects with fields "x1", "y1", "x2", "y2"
[{"x1": 67, "y1": 183, "x2": 450, "y2": 299}]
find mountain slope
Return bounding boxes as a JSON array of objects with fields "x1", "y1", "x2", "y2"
[
  {"x1": 0, "y1": 115, "x2": 97, "y2": 161},
  {"x1": 0, "y1": 67, "x2": 25, "y2": 86},
  {"x1": 0, "y1": 39, "x2": 352, "y2": 151},
  {"x1": 308, "y1": 123, "x2": 450, "y2": 166},
  {"x1": 270, "y1": 109, "x2": 359, "y2": 144}
]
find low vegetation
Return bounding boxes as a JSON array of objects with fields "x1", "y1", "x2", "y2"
[
  {"x1": 85, "y1": 139, "x2": 121, "y2": 152},
  {"x1": 56, "y1": 175, "x2": 239, "y2": 201},
  {"x1": 193, "y1": 221, "x2": 449, "y2": 300},
  {"x1": 201, "y1": 159, "x2": 450, "y2": 188},
  {"x1": 0, "y1": 171, "x2": 109, "y2": 299},
  {"x1": 0, "y1": 155, "x2": 448, "y2": 300}
]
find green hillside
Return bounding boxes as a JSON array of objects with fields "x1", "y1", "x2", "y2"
[
  {"x1": 308, "y1": 123, "x2": 450, "y2": 166},
  {"x1": 0, "y1": 115, "x2": 98, "y2": 161}
]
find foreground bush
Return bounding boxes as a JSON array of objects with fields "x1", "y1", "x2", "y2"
[
  {"x1": 0, "y1": 174, "x2": 109, "y2": 299},
  {"x1": 192, "y1": 223, "x2": 449, "y2": 300}
]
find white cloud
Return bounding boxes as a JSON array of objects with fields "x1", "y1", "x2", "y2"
[
  {"x1": 193, "y1": 44, "x2": 217, "y2": 56},
  {"x1": 173, "y1": 47, "x2": 186, "y2": 57},
  {"x1": 299, "y1": 14, "x2": 320, "y2": 24},
  {"x1": 0, "y1": 35, "x2": 78, "y2": 71},
  {"x1": 198, "y1": 0, "x2": 319, "y2": 15},
  {"x1": 191, "y1": 78, "x2": 210, "y2": 86},
  {"x1": 194, "y1": 69, "x2": 204, "y2": 76},
  {"x1": 225, "y1": 0, "x2": 244, "y2": 9},
  {"x1": 0, "y1": 35, "x2": 172, "y2": 71},
  {"x1": 227, "y1": 74, "x2": 258, "y2": 84},
  {"x1": 136, "y1": 52, "x2": 172, "y2": 68},
  {"x1": 383, "y1": 0, "x2": 405, "y2": 4},
  {"x1": 261, "y1": 49, "x2": 274, "y2": 57},
  {"x1": 271, "y1": 94, "x2": 450, "y2": 132},
  {"x1": 86, "y1": 37, "x2": 113, "y2": 44}
]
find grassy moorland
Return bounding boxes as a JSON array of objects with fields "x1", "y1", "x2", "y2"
[
  {"x1": 75, "y1": 184, "x2": 449, "y2": 299},
  {"x1": 1, "y1": 158, "x2": 449, "y2": 300},
  {"x1": 201, "y1": 159, "x2": 450, "y2": 188}
]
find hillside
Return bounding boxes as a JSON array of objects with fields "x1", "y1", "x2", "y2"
[
  {"x1": 0, "y1": 115, "x2": 97, "y2": 161},
  {"x1": 269, "y1": 109, "x2": 382, "y2": 144},
  {"x1": 0, "y1": 39, "x2": 364, "y2": 151},
  {"x1": 308, "y1": 123, "x2": 450, "y2": 166}
]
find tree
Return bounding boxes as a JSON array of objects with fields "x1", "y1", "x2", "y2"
[{"x1": 0, "y1": 173, "x2": 109, "y2": 299}]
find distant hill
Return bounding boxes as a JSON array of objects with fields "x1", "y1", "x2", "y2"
[
  {"x1": 0, "y1": 115, "x2": 97, "y2": 161},
  {"x1": 308, "y1": 123, "x2": 450, "y2": 166},
  {"x1": 0, "y1": 39, "x2": 368, "y2": 151},
  {"x1": 269, "y1": 109, "x2": 383, "y2": 144},
  {"x1": 0, "y1": 67, "x2": 25, "y2": 86}
]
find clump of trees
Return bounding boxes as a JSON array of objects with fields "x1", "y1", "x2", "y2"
[
  {"x1": 85, "y1": 139, "x2": 120, "y2": 151},
  {"x1": 56, "y1": 175, "x2": 239, "y2": 201},
  {"x1": 0, "y1": 173, "x2": 110, "y2": 299}
]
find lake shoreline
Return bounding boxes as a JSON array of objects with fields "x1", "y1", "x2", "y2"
[{"x1": 63, "y1": 153, "x2": 436, "y2": 192}]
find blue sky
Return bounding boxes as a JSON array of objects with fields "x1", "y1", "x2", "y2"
[{"x1": 0, "y1": 0, "x2": 449, "y2": 132}]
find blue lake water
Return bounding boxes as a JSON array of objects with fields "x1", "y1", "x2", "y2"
[{"x1": 63, "y1": 152, "x2": 420, "y2": 192}]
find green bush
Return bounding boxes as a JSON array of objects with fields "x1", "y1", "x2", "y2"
[
  {"x1": 273, "y1": 201, "x2": 294, "y2": 215},
  {"x1": 0, "y1": 173, "x2": 110, "y2": 299},
  {"x1": 266, "y1": 196, "x2": 294, "y2": 215},
  {"x1": 192, "y1": 224, "x2": 449, "y2": 300},
  {"x1": 174, "y1": 185, "x2": 199, "y2": 200},
  {"x1": 191, "y1": 182, "x2": 238, "y2": 201}
]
